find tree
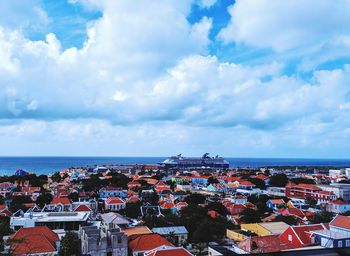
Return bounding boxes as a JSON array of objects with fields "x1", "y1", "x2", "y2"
[
  {"x1": 239, "y1": 208, "x2": 261, "y2": 223},
  {"x1": 185, "y1": 193, "x2": 205, "y2": 205},
  {"x1": 290, "y1": 177, "x2": 315, "y2": 185},
  {"x1": 9, "y1": 196, "x2": 32, "y2": 213},
  {"x1": 143, "y1": 192, "x2": 159, "y2": 205},
  {"x1": 311, "y1": 211, "x2": 334, "y2": 224},
  {"x1": 206, "y1": 202, "x2": 227, "y2": 216},
  {"x1": 36, "y1": 193, "x2": 53, "y2": 208},
  {"x1": 51, "y1": 172, "x2": 62, "y2": 183},
  {"x1": 305, "y1": 197, "x2": 317, "y2": 207},
  {"x1": 59, "y1": 231, "x2": 81, "y2": 256},
  {"x1": 269, "y1": 174, "x2": 289, "y2": 187},
  {"x1": 207, "y1": 177, "x2": 219, "y2": 185},
  {"x1": 125, "y1": 202, "x2": 141, "y2": 219},
  {"x1": 248, "y1": 178, "x2": 266, "y2": 190},
  {"x1": 68, "y1": 192, "x2": 79, "y2": 202}
]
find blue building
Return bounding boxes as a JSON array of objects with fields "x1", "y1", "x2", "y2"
[
  {"x1": 312, "y1": 215, "x2": 350, "y2": 248},
  {"x1": 99, "y1": 187, "x2": 127, "y2": 199}
]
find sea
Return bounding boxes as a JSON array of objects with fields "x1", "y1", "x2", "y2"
[{"x1": 0, "y1": 157, "x2": 350, "y2": 176}]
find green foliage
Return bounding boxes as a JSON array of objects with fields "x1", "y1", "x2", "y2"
[
  {"x1": 247, "y1": 178, "x2": 266, "y2": 190},
  {"x1": 207, "y1": 177, "x2": 219, "y2": 185},
  {"x1": 185, "y1": 193, "x2": 205, "y2": 205},
  {"x1": 35, "y1": 193, "x2": 53, "y2": 208},
  {"x1": 9, "y1": 196, "x2": 32, "y2": 213},
  {"x1": 0, "y1": 217, "x2": 11, "y2": 236},
  {"x1": 59, "y1": 231, "x2": 81, "y2": 256},
  {"x1": 269, "y1": 174, "x2": 289, "y2": 187},
  {"x1": 125, "y1": 202, "x2": 141, "y2": 219},
  {"x1": 143, "y1": 192, "x2": 159, "y2": 205},
  {"x1": 311, "y1": 211, "x2": 334, "y2": 224},
  {"x1": 305, "y1": 197, "x2": 317, "y2": 207},
  {"x1": 239, "y1": 208, "x2": 261, "y2": 223},
  {"x1": 206, "y1": 202, "x2": 228, "y2": 216},
  {"x1": 82, "y1": 173, "x2": 131, "y2": 192},
  {"x1": 68, "y1": 192, "x2": 79, "y2": 202},
  {"x1": 290, "y1": 177, "x2": 315, "y2": 185},
  {"x1": 51, "y1": 172, "x2": 62, "y2": 183}
]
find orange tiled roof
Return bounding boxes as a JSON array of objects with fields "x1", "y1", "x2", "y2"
[
  {"x1": 330, "y1": 215, "x2": 350, "y2": 229},
  {"x1": 11, "y1": 227, "x2": 58, "y2": 255},
  {"x1": 123, "y1": 226, "x2": 152, "y2": 237},
  {"x1": 74, "y1": 204, "x2": 92, "y2": 212},
  {"x1": 106, "y1": 197, "x2": 125, "y2": 205},
  {"x1": 129, "y1": 234, "x2": 173, "y2": 252}
]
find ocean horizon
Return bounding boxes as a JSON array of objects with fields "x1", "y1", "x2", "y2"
[{"x1": 0, "y1": 156, "x2": 350, "y2": 176}]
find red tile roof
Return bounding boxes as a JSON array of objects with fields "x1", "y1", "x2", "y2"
[
  {"x1": 11, "y1": 227, "x2": 58, "y2": 255},
  {"x1": 160, "y1": 201, "x2": 175, "y2": 209},
  {"x1": 129, "y1": 234, "x2": 173, "y2": 252},
  {"x1": 106, "y1": 197, "x2": 125, "y2": 205},
  {"x1": 270, "y1": 199, "x2": 285, "y2": 205},
  {"x1": 330, "y1": 215, "x2": 350, "y2": 229},
  {"x1": 74, "y1": 204, "x2": 92, "y2": 212},
  {"x1": 127, "y1": 196, "x2": 140, "y2": 203},
  {"x1": 145, "y1": 246, "x2": 193, "y2": 256},
  {"x1": 331, "y1": 200, "x2": 347, "y2": 205},
  {"x1": 239, "y1": 181, "x2": 255, "y2": 186},
  {"x1": 292, "y1": 224, "x2": 327, "y2": 245}
]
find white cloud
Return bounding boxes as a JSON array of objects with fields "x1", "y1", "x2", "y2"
[
  {"x1": 218, "y1": 0, "x2": 350, "y2": 52},
  {"x1": 0, "y1": 0, "x2": 350, "y2": 157},
  {"x1": 197, "y1": 0, "x2": 217, "y2": 9}
]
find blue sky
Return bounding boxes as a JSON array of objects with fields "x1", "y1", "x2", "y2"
[{"x1": 0, "y1": 0, "x2": 350, "y2": 158}]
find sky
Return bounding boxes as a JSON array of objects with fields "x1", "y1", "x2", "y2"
[{"x1": 0, "y1": 0, "x2": 350, "y2": 158}]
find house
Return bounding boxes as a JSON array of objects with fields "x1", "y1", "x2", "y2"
[
  {"x1": 99, "y1": 187, "x2": 127, "y2": 199},
  {"x1": 285, "y1": 183, "x2": 336, "y2": 203},
  {"x1": 238, "y1": 181, "x2": 255, "y2": 190},
  {"x1": 279, "y1": 224, "x2": 328, "y2": 248},
  {"x1": 50, "y1": 197, "x2": 72, "y2": 211},
  {"x1": 326, "y1": 200, "x2": 350, "y2": 213},
  {"x1": 128, "y1": 233, "x2": 173, "y2": 256},
  {"x1": 207, "y1": 183, "x2": 229, "y2": 193},
  {"x1": 160, "y1": 201, "x2": 176, "y2": 213},
  {"x1": 236, "y1": 235, "x2": 294, "y2": 254},
  {"x1": 123, "y1": 226, "x2": 153, "y2": 237},
  {"x1": 152, "y1": 226, "x2": 188, "y2": 245},
  {"x1": 101, "y1": 212, "x2": 130, "y2": 228},
  {"x1": 175, "y1": 202, "x2": 188, "y2": 211},
  {"x1": 80, "y1": 224, "x2": 128, "y2": 256},
  {"x1": 312, "y1": 215, "x2": 350, "y2": 248},
  {"x1": 145, "y1": 245, "x2": 193, "y2": 256},
  {"x1": 228, "y1": 195, "x2": 247, "y2": 205},
  {"x1": 105, "y1": 197, "x2": 126, "y2": 211},
  {"x1": 266, "y1": 199, "x2": 285, "y2": 210},
  {"x1": 127, "y1": 181, "x2": 141, "y2": 189},
  {"x1": 241, "y1": 222, "x2": 290, "y2": 236},
  {"x1": 9, "y1": 226, "x2": 59, "y2": 255},
  {"x1": 228, "y1": 204, "x2": 246, "y2": 215},
  {"x1": 253, "y1": 174, "x2": 270, "y2": 185},
  {"x1": 191, "y1": 176, "x2": 210, "y2": 185},
  {"x1": 10, "y1": 210, "x2": 90, "y2": 230}
]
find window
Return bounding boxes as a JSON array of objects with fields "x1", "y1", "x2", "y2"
[
  {"x1": 346, "y1": 240, "x2": 350, "y2": 247},
  {"x1": 338, "y1": 241, "x2": 343, "y2": 247},
  {"x1": 288, "y1": 235, "x2": 292, "y2": 241}
]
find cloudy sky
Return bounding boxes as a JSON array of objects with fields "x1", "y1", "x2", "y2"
[{"x1": 1, "y1": 0, "x2": 350, "y2": 158}]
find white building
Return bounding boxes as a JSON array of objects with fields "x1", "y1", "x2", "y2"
[{"x1": 10, "y1": 210, "x2": 90, "y2": 230}]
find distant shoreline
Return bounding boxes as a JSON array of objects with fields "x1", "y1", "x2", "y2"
[{"x1": 0, "y1": 156, "x2": 350, "y2": 176}]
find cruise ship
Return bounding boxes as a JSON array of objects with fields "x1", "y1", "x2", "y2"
[{"x1": 162, "y1": 153, "x2": 229, "y2": 169}]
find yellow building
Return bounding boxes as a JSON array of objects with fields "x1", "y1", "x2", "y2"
[
  {"x1": 240, "y1": 222, "x2": 290, "y2": 236},
  {"x1": 226, "y1": 229, "x2": 247, "y2": 241}
]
